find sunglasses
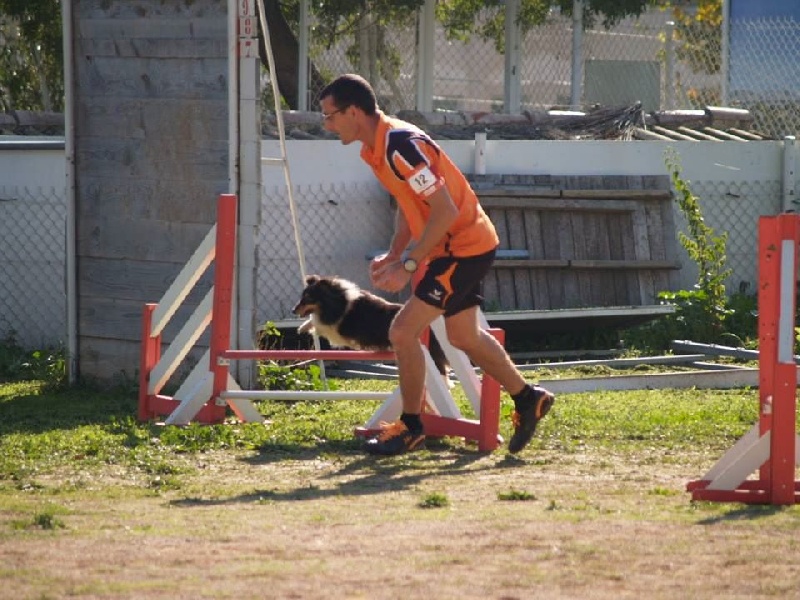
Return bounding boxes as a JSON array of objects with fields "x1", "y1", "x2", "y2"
[{"x1": 321, "y1": 107, "x2": 348, "y2": 120}]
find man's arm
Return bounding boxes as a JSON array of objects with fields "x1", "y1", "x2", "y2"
[
  {"x1": 371, "y1": 186, "x2": 458, "y2": 293},
  {"x1": 405, "y1": 186, "x2": 459, "y2": 264},
  {"x1": 386, "y1": 208, "x2": 412, "y2": 260}
]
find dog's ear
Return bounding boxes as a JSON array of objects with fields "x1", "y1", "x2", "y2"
[{"x1": 306, "y1": 274, "x2": 320, "y2": 285}]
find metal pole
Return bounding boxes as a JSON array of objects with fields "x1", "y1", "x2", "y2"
[
  {"x1": 61, "y1": 0, "x2": 78, "y2": 384},
  {"x1": 721, "y1": 0, "x2": 730, "y2": 105},
  {"x1": 297, "y1": 0, "x2": 309, "y2": 110},
  {"x1": 504, "y1": 0, "x2": 521, "y2": 114},
  {"x1": 570, "y1": 0, "x2": 584, "y2": 109},
  {"x1": 783, "y1": 136, "x2": 797, "y2": 212},
  {"x1": 665, "y1": 21, "x2": 675, "y2": 110},
  {"x1": 415, "y1": 0, "x2": 435, "y2": 112}
]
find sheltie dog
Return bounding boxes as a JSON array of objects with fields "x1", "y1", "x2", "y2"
[{"x1": 292, "y1": 274, "x2": 449, "y2": 376}]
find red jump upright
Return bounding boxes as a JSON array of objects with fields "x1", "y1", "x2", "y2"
[
  {"x1": 136, "y1": 193, "x2": 503, "y2": 452},
  {"x1": 687, "y1": 213, "x2": 800, "y2": 505}
]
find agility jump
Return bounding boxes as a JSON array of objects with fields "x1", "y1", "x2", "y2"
[
  {"x1": 138, "y1": 194, "x2": 503, "y2": 451},
  {"x1": 687, "y1": 213, "x2": 800, "y2": 505}
]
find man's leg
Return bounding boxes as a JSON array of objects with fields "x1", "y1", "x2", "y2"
[
  {"x1": 363, "y1": 296, "x2": 443, "y2": 455},
  {"x1": 445, "y1": 306, "x2": 554, "y2": 454},
  {"x1": 444, "y1": 306, "x2": 525, "y2": 393}
]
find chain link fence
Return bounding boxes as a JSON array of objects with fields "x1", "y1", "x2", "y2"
[
  {"x1": 0, "y1": 184, "x2": 66, "y2": 349},
  {"x1": 298, "y1": 5, "x2": 798, "y2": 138},
  {"x1": 730, "y1": 16, "x2": 800, "y2": 139},
  {"x1": 673, "y1": 178, "x2": 782, "y2": 295},
  {"x1": 255, "y1": 181, "x2": 395, "y2": 326}
]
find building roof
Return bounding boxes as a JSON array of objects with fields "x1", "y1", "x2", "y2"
[{"x1": 391, "y1": 103, "x2": 770, "y2": 142}]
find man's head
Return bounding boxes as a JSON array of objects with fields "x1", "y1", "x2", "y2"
[{"x1": 318, "y1": 74, "x2": 379, "y2": 145}]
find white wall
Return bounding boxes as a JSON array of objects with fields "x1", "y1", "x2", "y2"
[
  {"x1": 0, "y1": 138, "x2": 792, "y2": 348},
  {"x1": 260, "y1": 138, "x2": 788, "y2": 318}
]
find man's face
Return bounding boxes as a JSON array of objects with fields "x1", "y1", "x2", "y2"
[{"x1": 320, "y1": 96, "x2": 355, "y2": 145}]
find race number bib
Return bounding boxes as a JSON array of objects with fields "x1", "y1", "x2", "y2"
[{"x1": 408, "y1": 166, "x2": 438, "y2": 196}]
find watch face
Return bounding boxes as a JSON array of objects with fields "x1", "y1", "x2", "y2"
[{"x1": 403, "y1": 258, "x2": 417, "y2": 273}]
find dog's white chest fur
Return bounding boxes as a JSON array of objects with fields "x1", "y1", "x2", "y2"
[{"x1": 299, "y1": 314, "x2": 359, "y2": 349}]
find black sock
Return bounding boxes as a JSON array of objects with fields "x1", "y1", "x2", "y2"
[
  {"x1": 511, "y1": 384, "x2": 534, "y2": 412},
  {"x1": 400, "y1": 412, "x2": 423, "y2": 434}
]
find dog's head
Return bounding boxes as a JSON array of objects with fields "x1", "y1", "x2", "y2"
[{"x1": 292, "y1": 275, "x2": 358, "y2": 319}]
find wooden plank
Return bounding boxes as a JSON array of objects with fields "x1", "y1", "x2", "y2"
[
  {"x1": 75, "y1": 137, "x2": 228, "y2": 180},
  {"x1": 78, "y1": 175, "x2": 220, "y2": 223},
  {"x1": 76, "y1": 216, "x2": 214, "y2": 262},
  {"x1": 570, "y1": 211, "x2": 593, "y2": 305},
  {"x1": 506, "y1": 208, "x2": 533, "y2": 309},
  {"x1": 610, "y1": 213, "x2": 642, "y2": 304},
  {"x1": 476, "y1": 188, "x2": 560, "y2": 198},
  {"x1": 79, "y1": 256, "x2": 213, "y2": 304},
  {"x1": 555, "y1": 211, "x2": 578, "y2": 308},
  {"x1": 490, "y1": 259, "x2": 678, "y2": 270},
  {"x1": 569, "y1": 260, "x2": 681, "y2": 270},
  {"x1": 482, "y1": 268, "x2": 501, "y2": 312},
  {"x1": 479, "y1": 197, "x2": 646, "y2": 211},
  {"x1": 491, "y1": 259, "x2": 570, "y2": 269},
  {"x1": 76, "y1": 96, "x2": 228, "y2": 143},
  {"x1": 606, "y1": 212, "x2": 635, "y2": 304},
  {"x1": 75, "y1": 56, "x2": 229, "y2": 101},
  {"x1": 523, "y1": 209, "x2": 551, "y2": 309},
  {"x1": 79, "y1": 295, "x2": 211, "y2": 345}
]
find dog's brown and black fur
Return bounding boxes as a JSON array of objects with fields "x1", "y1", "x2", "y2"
[{"x1": 293, "y1": 274, "x2": 449, "y2": 375}]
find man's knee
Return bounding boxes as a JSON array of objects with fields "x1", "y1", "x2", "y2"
[
  {"x1": 446, "y1": 328, "x2": 480, "y2": 353},
  {"x1": 388, "y1": 322, "x2": 419, "y2": 348}
]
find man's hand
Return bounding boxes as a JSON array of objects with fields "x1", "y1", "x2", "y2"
[{"x1": 370, "y1": 257, "x2": 411, "y2": 293}]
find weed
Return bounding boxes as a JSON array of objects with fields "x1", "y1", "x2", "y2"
[
  {"x1": 419, "y1": 492, "x2": 449, "y2": 508},
  {"x1": 498, "y1": 489, "x2": 536, "y2": 501}
]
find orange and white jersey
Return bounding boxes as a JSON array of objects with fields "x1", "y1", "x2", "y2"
[{"x1": 360, "y1": 111, "x2": 498, "y2": 259}]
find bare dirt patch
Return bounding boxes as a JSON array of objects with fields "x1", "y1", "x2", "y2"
[{"x1": 3, "y1": 442, "x2": 800, "y2": 600}]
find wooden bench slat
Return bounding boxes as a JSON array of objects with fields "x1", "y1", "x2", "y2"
[{"x1": 492, "y1": 259, "x2": 680, "y2": 270}]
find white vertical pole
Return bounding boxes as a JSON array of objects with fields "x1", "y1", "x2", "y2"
[
  {"x1": 571, "y1": 0, "x2": 584, "y2": 109},
  {"x1": 415, "y1": 0, "x2": 435, "y2": 112},
  {"x1": 721, "y1": 0, "x2": 730, "y2": 105},
  {"x1": 236, "y1": 0, "x2": 261, "y2": 388},
  {"x1": 783, "y1": 136, "x2": 798, "y2": 212},
  {"x1": 504, "y1": 0, "x2": 521, "y2": 114},
  {"x1": 62, "y1": 0, "x2": 78, "y2": 383},
  {"x1": 297, "y1": 0, "x2": 309, "y2": 110},
  {"x1": 778, "y1": 240, "x2": 796, "y2": 364},
  {"x1": 665, "y1": 21, "x2": 675, "y2": 110},
  {"x1": 474, "y1": 132, "x2": 487, "y2": 175}
]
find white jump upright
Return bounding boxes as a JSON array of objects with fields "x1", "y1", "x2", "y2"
[
  {"x1": 138, "y1": 194, "x2": 504, "y2": 451},
  {"x1": 687, "y1": 214, "x2": 800, "y2": 505}
]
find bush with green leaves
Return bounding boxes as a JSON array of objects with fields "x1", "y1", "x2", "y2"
[
  {"x1": 621, "y1": 151, "x2": 753, "y2": 353},
  {"x1": 0, "y1": 332, "x2": 66, "y2": 389}
]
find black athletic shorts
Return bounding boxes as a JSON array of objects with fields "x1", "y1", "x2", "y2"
[{"x1": 414, "y1": 248, "x2": 497, "y2": 317}]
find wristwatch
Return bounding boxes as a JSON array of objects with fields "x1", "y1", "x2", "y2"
[{"x1": 402, "y1": 258, "x2": 418, "y2": 273}]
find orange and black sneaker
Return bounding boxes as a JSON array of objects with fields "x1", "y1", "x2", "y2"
[
  {"x1": 364, "y1": 420, "x2": 426, "y2": 456},
  {"x1": 508, "y1": 385, "x2": 555, "y2": 454}
]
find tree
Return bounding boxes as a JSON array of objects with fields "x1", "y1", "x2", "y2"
[
  {"x1": 0, "y1": 0, "x2": 63, "y2": 112},
  {"x1": 267, "y1": 0, "x2": 659, "y2": 108},
  {"x1": 670, "y1": 0, "x2": 721, "y2": 75},
  {"x1": 437, "y1": 0, "x2": 658, "y2": 52}
]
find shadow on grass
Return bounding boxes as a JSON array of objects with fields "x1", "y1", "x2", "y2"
[
  {"x1": 170, "y1": 442, "x2": 525, "y2": 507},
  {"x1": 0, "y1": 385, "x2": 137, "y2": 435},
  {"x1": 696, "y1": 504, "x2": 789, "y2": 524}
]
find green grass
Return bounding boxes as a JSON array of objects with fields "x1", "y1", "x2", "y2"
[{"x1": 0, "y1": 376, "x2": 765, "y2": 494}]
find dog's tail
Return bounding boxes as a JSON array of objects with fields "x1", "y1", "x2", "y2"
[{"x1": 428, "y1": 333, "x2": 450, "y2": 380}]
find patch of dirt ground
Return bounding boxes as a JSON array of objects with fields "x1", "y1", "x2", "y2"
[{"x1": 2, "y1": 444, "x2": 800, "y2": 600}]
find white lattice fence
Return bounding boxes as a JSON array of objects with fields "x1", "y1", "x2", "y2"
[{"x1": 0, "y1": 185, "x2": 66, "y2": 348}]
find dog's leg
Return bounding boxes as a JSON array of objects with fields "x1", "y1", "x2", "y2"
[{"x1": 297, "y1": 318, "x2": 315, "y2": 335}]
